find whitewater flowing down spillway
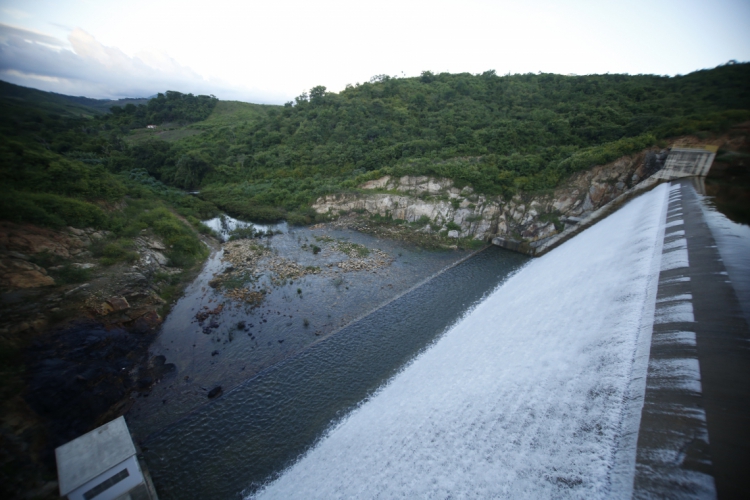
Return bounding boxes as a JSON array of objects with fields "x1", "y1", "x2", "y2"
[{"x1": 253, "y1": 184, "x2": 671, "y2": 499}]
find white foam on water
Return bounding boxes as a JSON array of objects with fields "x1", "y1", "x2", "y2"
[
  {"x1": 661, "y1": 276, "x2": 690, "y2": 284},
  {"x1": 665, "y1": 219, "x2": 684, "y2": 228},
  {"x1": 657, "y1": 293, "x2": 692, "y2": 303},
  {"x1": 653, "y1": 331, "x2": 697, "y2": 347},
  {"x1": 202, "y1": 215, "x2": 287, "y2": 241},
  {"x1": 663, "y1": 238, "x2": 687, "y2": 251},
  {"x1": 655, "y1": 301, "x2": 695, "y2": 324},
  {"x1": 647, "y1": 358, "x2": 703, "y2": 393},
  {"x1": 661, "y1": 248, "x2": 690, "y2": 271},
  {"x1": 251, "y1": 184, "x2": 670, "y2": 500}
]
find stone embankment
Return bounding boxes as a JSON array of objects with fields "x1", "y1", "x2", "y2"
[{"x1": 313, "y1": 148, "x2": 671, "y2": 247}]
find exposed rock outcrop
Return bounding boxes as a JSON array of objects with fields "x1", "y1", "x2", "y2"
[
  {"x1": 0, "y1": 221, "x2": 179, "y2": 341},
  {"x1": 0, "y1": 257, "x2": 55, "y2": 289},
  {"x1": 313, "y1": 148, "x2": 669, "y2": 246}
]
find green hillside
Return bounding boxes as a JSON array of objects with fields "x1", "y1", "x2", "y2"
[
  {"x1": 0, "y1": 83, "x2": 221, "y2": 270},
  {"x1": 1, "y1": 63, "x2": 749, "y2": 226},
  {"x1": 196, "y1": 63, "x2": 750, "y2": 221}
]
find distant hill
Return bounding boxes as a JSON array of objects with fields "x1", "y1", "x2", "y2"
[
  {"x1": 0, "y1": 80, "x2": 152, "y2": 117},
  {"x1": 60, "y1": 95, "x2": 153, "y2": 113}
]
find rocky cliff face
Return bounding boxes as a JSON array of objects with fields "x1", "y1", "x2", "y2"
[{"x1": 313, "y1": 147, "x2": 668, "y2": 245}]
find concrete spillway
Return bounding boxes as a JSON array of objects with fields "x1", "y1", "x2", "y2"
[{"x1": 253, "y1": 184, "x2": 672, "y2": 499}]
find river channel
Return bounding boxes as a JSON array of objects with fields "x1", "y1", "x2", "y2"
[{"x1": 125, "y1": 216, "x2": 529, "y2": 498}]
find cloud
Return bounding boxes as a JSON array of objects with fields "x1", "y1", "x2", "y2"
[
  {"x1": 0, "y1": 23, "x2": 285, "y2": 103},
  {"x1": 1, "y1": 8, "x2": 31, "y2": 21},
  {"x1": 0, "y1": 23, "x2": 65, "y2": 47}
]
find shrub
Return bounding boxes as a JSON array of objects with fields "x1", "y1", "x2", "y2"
[
  {"x1": 50, "y1": 264, "x2": 92, "y2": 284},
  {"x1": 138, "y1": 207, "x2": 208, "y2": 266},
  {"x1": 286, "y1": 212, "x2": 311, "y2": 225},
  {"x1": 410, "y1": 215, "x2": 431, "y2": 228},
  {"x1": 228, "y1": 226, "x2": 257, "y2": 240}
]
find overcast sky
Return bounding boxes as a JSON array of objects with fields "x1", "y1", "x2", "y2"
[{"x1": 1, "y1": 0, "x2": 749, "y2": 104}]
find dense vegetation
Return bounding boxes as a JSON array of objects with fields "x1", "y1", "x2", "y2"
[
  {"x1": 196, "y1": 63, "x2": 749, "y2": 221},
  {"x1": 104, "y1": 90, "x2": 218, "y2": 130},
  {"x1": 0, "y1": 86, "x2": 219, "y2": 268},
  {"x1": 1, "y1": 62, "x2": 749, "y2": 227}
]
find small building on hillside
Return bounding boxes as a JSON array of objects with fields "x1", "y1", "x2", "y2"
[
  {"x1": 55, "y1": 416, "x2": 158, "y2": 500},
  {"x1": 146, "y1": 125, "x2": 156, "y2": 129}
]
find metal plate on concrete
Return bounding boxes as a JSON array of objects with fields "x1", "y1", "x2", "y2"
[{"x1": 56, "y1": 416, "x2": 137, "y2": 496}]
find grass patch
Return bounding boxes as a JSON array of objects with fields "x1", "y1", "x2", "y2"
[
  {"x1": 49, "y1": 264, "x2": 92, "y2": 284},
  {"x1": 336, "y1": 241, "x2": 370, "y2": 257},
  {"x1": 457, "y1": 238, "x2": 487, "y2": 250},
  {"x1": 538, "y1": 212, "x2": 564, "y2": 232},
  {"x1": 220, "y1": 272, "x2": 257, "y2": 290},
  {"x1": 409, "y1": 215, "x2": 431, "y2": 228},
  {"x1": 93, "y1": 238, "x2": 139, "y2": 266},
  {"x1": 228, "y1": 226, "x2": 260, "y2": 241},
  {"x1": 138, "y1": 207, "x2": 210, "y2": 267},
  {"x1": 153, "y1": 269, "x2": 199, "y2": 312}
]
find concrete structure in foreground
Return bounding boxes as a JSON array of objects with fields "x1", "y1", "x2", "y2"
[
  {"x1": 493, "y1": 147, "x2": 718, "y2": 257},
  {"x1": 56, "y1": 416, "x2": 158, "y2": 500}
]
